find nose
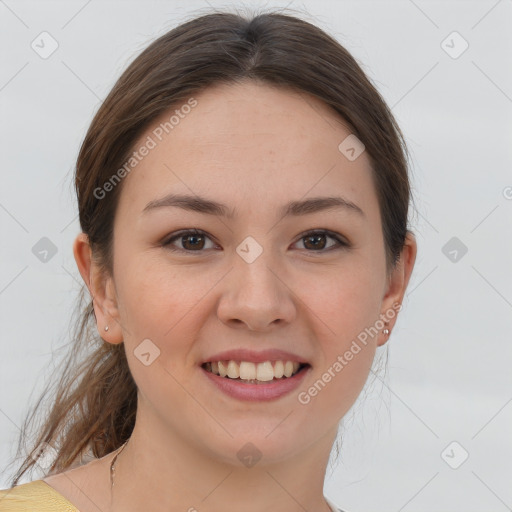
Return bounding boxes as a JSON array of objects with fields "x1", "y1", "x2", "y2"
[{"x1": 217, "y1": 251, "x2": 297, "y2": 332}]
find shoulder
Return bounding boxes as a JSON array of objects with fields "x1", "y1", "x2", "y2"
[
  {"x1": 0, "y1": 480, "x2": 79, "y2": 511},
  {"x1": 325, "y1": 494, "x2": 350, "y2": 512}
]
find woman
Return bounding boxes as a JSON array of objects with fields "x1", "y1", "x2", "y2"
[{"x1": 1, "y1": 8, "x2": 416, "y2": 512}]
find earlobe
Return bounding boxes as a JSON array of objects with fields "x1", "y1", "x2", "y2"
[
  {"x1": 72, "y1": 233, "x2": 124, "y2": 345},
  {"x1": 377, "y1": 320, "x2": 392, "y2": 347}
]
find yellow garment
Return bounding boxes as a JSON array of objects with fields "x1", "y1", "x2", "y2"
[
  {"x1": 0, "y1": 480, "x2": 78, "y2": 511},
  {"x1": 0, "y1": 480, "x2": 342, "y2": 512}
]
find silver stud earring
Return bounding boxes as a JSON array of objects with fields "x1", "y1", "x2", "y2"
[
  {"x1": 104, "y1": 325, "x2": 109, "y2": 332},
  {"x1": 383, "y1": 328, "x2": 390, "y2": 335}
]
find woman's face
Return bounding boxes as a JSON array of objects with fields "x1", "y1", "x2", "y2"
[{"x1": 89, "y1": 80, "x2": 415, "y2": 465}]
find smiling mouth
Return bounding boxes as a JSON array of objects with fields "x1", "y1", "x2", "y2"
[{"x1": 201, "y1": 360, "x2": 310, "y2": 383}]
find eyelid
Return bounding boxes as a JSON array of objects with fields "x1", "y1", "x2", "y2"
[
  {"x1": 162, "y1": 229, "x2": 219, "y2": 252},
  {"x1": 294, "y1": 229, "x2": 350, "y2": 253},
  {"x1": 162, "y1": 228, "x2": 350, "y2": 253},
  {"x1": 298, "y1": 228, "x2": 350, "y2": 247}
]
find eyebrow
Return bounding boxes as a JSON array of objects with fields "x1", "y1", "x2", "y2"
[{"x1": 142, "y1": 193, "x2": 365, "y2": 219}]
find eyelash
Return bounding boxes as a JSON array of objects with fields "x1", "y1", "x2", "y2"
[{"x1": 161, "y1": 229, "x2": 349, "y2": 254}]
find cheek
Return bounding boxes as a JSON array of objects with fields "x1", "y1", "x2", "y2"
[
  {"x1": 300, "y1": 342, "x2": 376, "y2": 425},
  {"x1": 297, "y1": 259, "x2": 383, "y2": 411},
  {"x1": 118, "y1": 250, "x2": 203, "y2": 309},
  {"x1": 296, "y1": 265, "x2": 381, "y2": 417},
  {"x1": 115, "y1": 255, "x2": 218, "y2": 356},
  {"x1": 115, "y1": 261, "x2": 204, "y2": 400},
  {"x1": 294, "y1": 257, "x2": 384, "y2": 338}
]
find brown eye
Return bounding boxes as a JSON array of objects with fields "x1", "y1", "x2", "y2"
[
  {"x1": 302, "y1": 233, "x2": 329, "y2": 250},
  {"x1": 295, "y1": 230, "x2": 348, "y2": 252},
  {"x1": 162, "y1": 229, "x2": 349, "y2": 254},
  {"x1": 181, "y1": 233, "x2": 205, "y2": 250},
  {"x1": 163, "y1": 230, "x2": 215, "y2": 252}
]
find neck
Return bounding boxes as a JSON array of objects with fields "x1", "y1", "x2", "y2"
[{"x1": 110, "y1": 406, "x2": 338, "y2": 512}]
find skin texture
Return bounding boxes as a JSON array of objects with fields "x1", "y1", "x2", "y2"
[{"x1": 45, "y1": 80, "x2": 416, "y2": 512}]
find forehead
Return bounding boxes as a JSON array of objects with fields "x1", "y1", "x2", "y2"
[{"x1": 116, "y1": 80, "x2": 379, "y2": 224}]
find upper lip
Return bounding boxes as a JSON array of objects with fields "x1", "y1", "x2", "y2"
[{"x1": 201, "y1": 348, "x2": 309, "y2": 365}]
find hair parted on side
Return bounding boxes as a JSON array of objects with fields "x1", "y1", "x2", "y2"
[{"x1": 6, "y1": 7, "x2": 414, "y2": 486}]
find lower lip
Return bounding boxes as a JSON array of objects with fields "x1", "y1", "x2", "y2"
[{"x1": 201, "y1": 365, "x2": 311, "y2": 402}]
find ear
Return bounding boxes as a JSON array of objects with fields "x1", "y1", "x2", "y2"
[
  {"x1": 377, "y1": 231, "x2": 417, "y2": 347},
  {"x1": 72, "y1": 232, "x2": 123, "y2": 345}
]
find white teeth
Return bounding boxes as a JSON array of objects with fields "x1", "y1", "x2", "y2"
[
  {"x1": 226, "y1": 360, "x2": 239, "y2": 378},
  {"x1": 239, "y1": 361, "x2": 256, "y2": 380},
  {"x1": 273, "y1": 360, "x2": 284, "y2": 378},
  {"x1": 218, "y1": 360, "x2": 227, "y2": 377},
  {"x1": 256, "y1": 361, "x2": 274, "y2": 382},
  {"x1": 205, "y1": 360, "x2": 303, "y2": 381}
]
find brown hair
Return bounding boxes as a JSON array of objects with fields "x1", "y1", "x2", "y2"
[{"x1": 6, "y1": 7, "x2": 414, "y2": 486}]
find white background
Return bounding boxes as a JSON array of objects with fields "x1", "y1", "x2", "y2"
[{"x1": 0, "y1": 1, "x2": 511, "y2": 511}]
